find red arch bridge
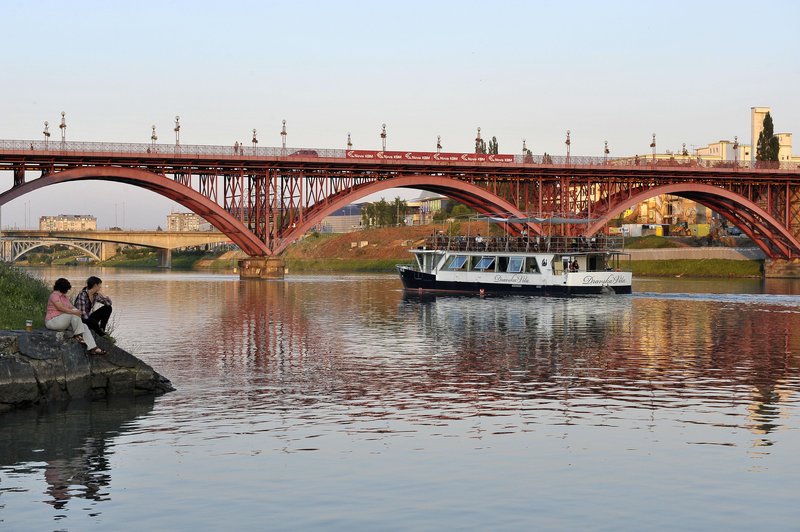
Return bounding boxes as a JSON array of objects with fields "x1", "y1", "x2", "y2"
[{"x1": 2, "y1": 139, "x2": 799, "y2": 268}]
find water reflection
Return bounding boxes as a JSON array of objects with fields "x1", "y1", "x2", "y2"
[{"x1": 0, "y1": 399, "x2": 154, "y2": 515}]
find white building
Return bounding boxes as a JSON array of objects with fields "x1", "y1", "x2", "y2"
[
  {"x1": 39, "y1": 214, "x2": 96, "y2": 231},
  {"x1": 166, "y1": 212, "x2": 210, "y2": 232}
]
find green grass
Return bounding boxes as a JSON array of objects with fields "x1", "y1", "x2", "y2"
[
  {"x1": 624, "y1": 235, "x2": 681, "y2": 249},
  {"x1": 286, "y1": 258, "x2": 411, "y2": 273},
  {"x1": 0, "y1": 263, "x2": 50, "y2": 329},
  {"x1": 630, "y1": 259, "x2": 763, "y2": 277}
]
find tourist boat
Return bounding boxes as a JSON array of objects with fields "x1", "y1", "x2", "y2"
[{"x1": 397, "y1": 231, "x2": 632, "y2": 295}]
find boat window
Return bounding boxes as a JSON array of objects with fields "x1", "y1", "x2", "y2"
[
  {"x1": 525, "y1": 257, "x2": 540, "y2": 273},
  {"x1": 497, "y1": 256, "x2": 509, "y2": 272},
  {"x1": 474, "y1": 256, "x2": 496, "y2": 271},
  {"x1": 507, "y1": 256, "x2": 524, "y2": 273},
  {"x1": 446, "y1": 255, "x2": 468, "y2": 270}
]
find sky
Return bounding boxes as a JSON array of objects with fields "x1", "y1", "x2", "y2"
[{"x1": 1, "y1": 0, "x2": 798, "y2": 229}]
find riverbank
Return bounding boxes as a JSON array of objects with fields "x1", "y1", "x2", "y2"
[
  {"x1": 15, "y1": 226, "x2": 777, "y2": 278},
  {"x1": 0, "y1": 263, "x2": 49, "y2": 329}
]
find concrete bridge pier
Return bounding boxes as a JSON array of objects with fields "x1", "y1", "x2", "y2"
[
  {"x1": 765, "y1": 259, "x2": 800, "y2": 278},
  {"x1": 100, "y1": 242, "x2": 119, "y2": 261},
  {"x1": 158, "y1": 248, "x2": 172, "y2": 268},
  {"x1": 238, "y1": 257, "x2": 285, "y2": 280}
]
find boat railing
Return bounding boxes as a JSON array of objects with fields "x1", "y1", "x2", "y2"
[{"x1": 422, "y1": 234, "x2": 625, "y2": 254}]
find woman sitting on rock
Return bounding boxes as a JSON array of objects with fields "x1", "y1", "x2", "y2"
[{"x1": 45, "y1": 278, "x2": 106, "y2": 355}]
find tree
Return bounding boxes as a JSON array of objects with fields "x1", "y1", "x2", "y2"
[
  {"x1": 523, "y1": 149, "x2": 534, "y2": 164},
  {"x1": 487, "y1": 136, "x2": 499, "y2": 155},
  {"x1": 475, "y1": 138, "x2": 487, "y2": 154},
  {"x1": 756, "y1": 112, "x2": 780, "y2": 162},
  {"x1": 360, "y1": 197, "x2": 407, "y2": 228}
]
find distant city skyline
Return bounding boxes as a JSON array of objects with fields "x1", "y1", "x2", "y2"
[{"x1": 1, "y1": 0, "x2": 798, "y2": 229}]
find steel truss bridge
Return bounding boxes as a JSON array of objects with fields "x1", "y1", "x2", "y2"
[{"x1": 1, "y1": 139, "x2": 799, "y2": 260}]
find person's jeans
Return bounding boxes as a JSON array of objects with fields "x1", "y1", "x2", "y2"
[{"x1": 82, "y1": 305, "x2": 112, "y2": 337}]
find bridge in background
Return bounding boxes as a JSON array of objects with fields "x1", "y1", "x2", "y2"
[
  {"x1": 0, "y1": 229, "x2": 232, "y2": 266},
  {"x1": 1, "y1": 138, "x2": 799, "y2": 263}
]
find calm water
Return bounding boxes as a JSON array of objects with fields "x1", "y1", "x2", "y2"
[{"x1": 2, "y1": 269, "x2": 800, "y2": 530}]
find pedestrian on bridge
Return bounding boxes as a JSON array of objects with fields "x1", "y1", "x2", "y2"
[
  {"x1": 45, "y1": 278, "x2": 105, "y2": 356},
  {"x1": 74, "y1": 276, "x2": 113, "y2": 338}
]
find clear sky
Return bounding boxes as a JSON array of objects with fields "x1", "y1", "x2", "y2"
[{"x1": 1, "y1": 0, "x2": 798, "y2": 229}]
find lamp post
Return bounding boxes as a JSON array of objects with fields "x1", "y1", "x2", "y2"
[
  {"x1": 281, "y1": 119, "x2": 287, "y2": 155},
  {"x1": 59, "y1": 112, "x2": 66, "y2": 149},
  {"x1": 650, "y1": 133, "x2": 656, "y2": 162},
  {"x1": 733, "y1": 136, "x2": 739, "y2": 167},
  {"x1": 475, "y1": 127, "x2": 482, "y2": 153},
  {"x1": 43, "y1": 121, "x2": 50, "y2": 150},
  {"x1": 347, "y1": 132, "x2": 352, "y2": 151},
  {"x1": 436, "y1": 135, "x2": 442, "y2": 153},
  {"x1": 252, "y1": 129, "x2": 258, "y2": 154},
  {"x1": 565, "y1": 130, "x2": 571, "y2": 165},
  {"x1": 174, "y1": 116, "x2": 181, "y2": 152},
  {"x1": 604, "y1": 140, "x2": 609, "y2": 163},
  {"x1": 380, "y1": 123, "x2": 387, "y2": 151},
  {"x1": 151, "y1": 125, "x2": 157, "y2": 150}
]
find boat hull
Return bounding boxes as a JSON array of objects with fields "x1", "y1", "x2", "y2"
[{"x1": 397, "y1": 266, "x2": 631, "y2": 295}]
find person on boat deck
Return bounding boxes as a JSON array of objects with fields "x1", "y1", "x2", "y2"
[
  {"x1": 45, "y1": 278, "x2": 105, "y2": 356},
  {"x1": 74, "y1": 276, "x2": 113, "y2": 337},
  {"x1": 569, "y1": 259, "x2": 579, "y2": 272}
]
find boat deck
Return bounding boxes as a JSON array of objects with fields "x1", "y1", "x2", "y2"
[{"x1": 417, "y1": 234, "x2": 626, "y2": 254}]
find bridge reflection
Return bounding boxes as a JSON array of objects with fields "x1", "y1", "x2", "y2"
[{"x1": 184, "y1": 279, "x2": 799, "y2": 447}]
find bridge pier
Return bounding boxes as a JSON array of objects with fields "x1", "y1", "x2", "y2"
[
  {"x1": 158, "y1": 248, "x2": 172, "y2": 268},
  {"x1": 238, "y1": 258, "x2": 285, "y2": 280},
  {"x1": 764, "y1": 259, "x2": 800, "y2": 278}
]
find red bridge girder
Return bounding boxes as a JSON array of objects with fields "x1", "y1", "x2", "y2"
[{"x1": 1, "y1": 146, "x2": 799, "y2": 259}]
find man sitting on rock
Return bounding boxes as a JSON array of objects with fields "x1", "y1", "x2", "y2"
[{"x1": 74, "y1": 276, "x2": 113, "y2": 337}]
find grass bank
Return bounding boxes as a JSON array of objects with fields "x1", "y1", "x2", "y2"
[
  {"x1": 630, "y1": 259, "x2": 763, "y2": 277},
  {"x1": 286, "y1": 258, "x2": 411, "y2": 273},
  {"x1": 0, "y1": 263, "x2": 50, "y2": 329},
  {"x1": 99, "y1": 249, "x2": 224, "y2": 269}
]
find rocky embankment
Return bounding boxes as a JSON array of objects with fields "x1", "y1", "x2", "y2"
[{"x1": 0, "y1": 330, "x2": 174, "y2": 413}]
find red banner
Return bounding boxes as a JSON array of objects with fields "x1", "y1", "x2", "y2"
[{"x1": 345, "y1": 150, "x2": 515, "y2": 163}]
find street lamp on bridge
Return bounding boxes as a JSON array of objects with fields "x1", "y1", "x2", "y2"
[
  {"x1": 380, "y1": 123, "x2": 387, "y2": 151},
  {"x1": 347, "y1": 132, "x2": 352, "y2": 150},
  {"x1": 436, "y1": 135, "x2": 442, "y2": 153},
  {"x1": 475, "y1": 127, "x2": 482, "y2": 153},
  {"x1": 281, "y1": 119, "x2": 287, "y2": 155},
  {"x1": 604, "y1": 140, "x2": 609, "y2": 163},
  {"x1": 43, "y1": 121, "x2": 50, "y2": 150},
  {"x1": 59, "y1": 112, "x2": 66, "y2": 148},
  {"x1": 733, "y1": 136, "x2": 739, "y2": 166},
  {"x1": 174, "y1": 116, "x2": 181, "y2": 151},
  {"x1": 252, "y1": 129, "x2": 258, "y2": 154},
  {"x1": 565, "y1": 130, "x2": 571, "y2": 165},
  {"x1": 151, "y1": 125, "x2": 158, "y2": 150},
  {"x1": 650, "y1": 133, "x2": 656, "y2": 162}
]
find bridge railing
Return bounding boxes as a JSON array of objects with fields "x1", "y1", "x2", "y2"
[
  {"x1": 423, "y1": 234, "x2": 626, "y2": 254},
  {"x1": 1, "y1": 139, "x2": 798, "y2": 170},
  {"x1": 0, "y1": 139, "x2": 346, "y2": 159}
]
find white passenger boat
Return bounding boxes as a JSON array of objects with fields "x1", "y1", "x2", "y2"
[{"x1": 397, "y1": 233, "x2": 632, "y2": 295}]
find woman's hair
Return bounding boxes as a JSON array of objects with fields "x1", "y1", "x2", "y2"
[
  {"x1": 53, "y1": 278, "x2": 72, "y2": 293},
  {"x1": 86, "y1": 276, "x2": 102, "y2": 289}
]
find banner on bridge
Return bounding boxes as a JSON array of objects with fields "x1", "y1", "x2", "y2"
[{"x1": 345, "y1": 150, "x2": 515, "y2": 163}]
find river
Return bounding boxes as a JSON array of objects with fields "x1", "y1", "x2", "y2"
[{"x1": 2, "y1": 268, "x2": 800, "y2": 530}]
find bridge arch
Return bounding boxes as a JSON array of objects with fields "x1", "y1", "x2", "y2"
[
  {"x1": 588, "y1": 183, "x2": 800, "y2": 259},
  {"x1": 274, "y1": 175, "x2": 542, "y2": 255},
  {"x1": 12, "y1": 240, "x2": 102, "y2": 262},
  {"x1": 0, "y1": 167, "x2": 270, "y2": 256}
]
